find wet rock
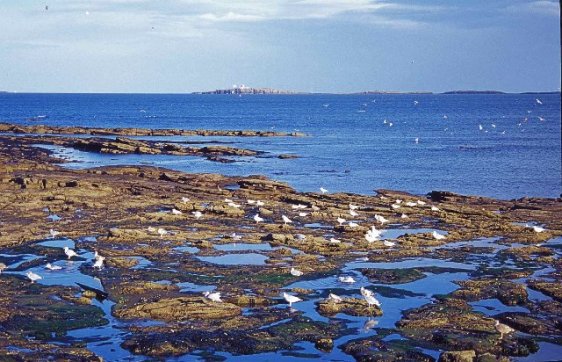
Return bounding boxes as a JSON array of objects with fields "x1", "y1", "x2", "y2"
[
  {"x1": 360, "y1": 268, "x2": 426, "y2": 284},
  {"x1": 453, "y1": 279, "x2": 528, "y2": 306},
  {"x1": 115, "y1": 296, "x2": 241, "y2": 321},
  {"x1": 528, "y1": 280, "x2": 562, "y2": 302},
  {"x1": 315, "y1": 338, "x2": 333, "y2": 352},
  {"x1": 317, "y1": 297, "x2": 383, "y2": 317},
  {"x1": 438, "y1": 350, "x2": 476, "y2": 362}
]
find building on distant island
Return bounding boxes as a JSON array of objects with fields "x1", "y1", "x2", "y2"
[{"x1": 195, "y1": 85, "x2": 302, "y2": 95}]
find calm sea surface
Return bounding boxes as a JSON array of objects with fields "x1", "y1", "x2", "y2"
[{"x1": 1, "y1": 93, "x2": 560, "y2": 199}]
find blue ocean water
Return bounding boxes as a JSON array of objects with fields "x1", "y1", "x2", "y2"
[{"x1": 1, "y1": 92, "x2": 560, "y2": 199}]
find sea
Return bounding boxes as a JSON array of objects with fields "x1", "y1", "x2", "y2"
[{"x1": 1, "y1": 92, "x2": 560, "y2": 200}]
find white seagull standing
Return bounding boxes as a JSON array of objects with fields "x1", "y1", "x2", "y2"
[
  {"x1": 0, "y1": 263, "x2": 7, "y2": 273},
  {"x1": 532, "y1": 225, "x2": 545, "y2": 233},
  {"x1": 320, "y1": 187, "x2": 328, "y2": 194},
  {"x1": 328, "y1": 293, "x2": 343, "y2": 303},
  {"x1": 364, "y1": 293, "x2": 381, "y2": 309},
  {"x1": 337, "y1": 217, "x2": 346, "y2": 225},
  {"x1": 157, "y1": 228, "x2": 168, "y2": 238},
  {"x1": 338, "y1": 276, "x2": 356, "y2": 284},
  {"x1": 26, "y1": 271, "x2": 42, "y2": 283},
  {"x1": 374, "y1": 214, "x2": 388, "y2": 224},
  {"x1": 253, "y1": 214, "x2": 264, "y2": 223},
  {"x1": 290, "y1": 267, "x2": 303, "y2": 276},
  {"x1": 171, "y1": 208, "x2": 182, "y2": 215},
  {"x1": 432, "y1": 231, "x2": 446, "y2": 240},
  {"x1": 203, "y1": 291, "x2": 223, "y2": 302},
  {"x1": 283, "y1": 292, "x2": 302, "y2": 307},
  {"x1": 64, "y1": 246, "x2": 78, "y2": 259},
  {"x1": 192, "y1": 211, "x2": 203, "y2": 219},
  {"x1": 45, "y1": 263, "x2": 62, "y2": 271},
  {"x1": 282, "y1": 215, "x2": 292, "y2": 224},
  {"x1": 49, "y1": 229, "x2": 60, "y2": 238},
  {"x1": 93, "y1": 256, "x2": 105, "y2": 270}
]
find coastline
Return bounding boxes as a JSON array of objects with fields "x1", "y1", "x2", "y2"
[{"x1": 0, "y1": 130, "x2": 561, "y2": 361}]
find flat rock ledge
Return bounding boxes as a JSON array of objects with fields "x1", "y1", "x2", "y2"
[{"x1": 115, "y1": 296, "x2": 241, "y2": 321}]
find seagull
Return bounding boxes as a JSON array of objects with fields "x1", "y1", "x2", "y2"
[
  {"x1": 253, "y1": 214, "x2": 264, "y2": 223},
  {"x1": 414, "y1": 137, "x2": 419, "y2": 144},
  {"x1": 247, "y1": 199, "x2": 256, "y2": 205},
  {"x1": 395, "y1": 199, "x2": 402, "y2": 204},
  {"x1": 64, "y1": 246, "x2": 78, "y2": 259},
  {"x1": 360, "y1": 287, "x2": 374, "y2": 297},
  {"x1": 337, "y1": 217, "x2": 346, "y2": 225},
  {"x1": 255, "y1": 200, "x2": 265, "y2": 207},
  {"x1": 364, "y1": 293, "x2": 381, "y2": 308},
  {"x1": 298, "y1": 212, "x2": 308, "y2": 217},
  {"x1": 228, "y1": 202, "x2": 241, "y2": 208},
  {"x1": 405, "y1": 201, "x2": 417, "y2": 207},
  {"x1": 416, "y1": 200, "x2": 426, "y2": 205},
  {"x1": 479, "y1": 124, "x2": 483, "y2": 131},
  {"x1": 413, "y1": 100, "x2": 419, "y2": 105},
  {"x1": 181, "y1": 197, "x2": 190, "y2": 203},
  {"x1": 49, "y1": 229, "x2": 60, "y2": 238},
  {"x1": 291, "y1": 204, "x2": 307, "y2": 210},
  {"x1": 431, "y1": 206, "x2": 440, "y2": 211},
  {"x1": 432, "y1": 231, "x2": 446, "y2": 240},
  {"x1": 26, "y1": 271, "x2": 42, "y2": 283},
  {"x1": 365, "y1": 232, "x2": 378, "y2": 243},
  {"x1": 203, "y1": 291, "x2": 223, "y2": 302},
  {"x1": 443, "y1": 115, "x2": 448, "y2": 119},
  {"x1": 290, "y1": 267, "x2": 303, "y2": 276},
  {"x1": 0, "y1": 263, "x2": 7, "y2": 273},
  {"x1": 157, "y1": 228, "x2": 168, "y2": 238},
  {"x1": 538, "y1": 116, "x2": 545, "y2": 121},
  {"x1": 282, "y1": 215, "x2": 292, "y2": 224},
  {"x1": 383, "y1": 240, "x2": 396, "y2": 247},
  {"x1": 283, "y1": 292, "x2": 302, "y2": 307},
  {"x1": 147, "y1": 226, "x2": 156, "y2": 233},
  {"x1": 171, "y1": 208, "x2": 182, "y2": 215},
  {"x1": 230, "y1": 232, "x2": 242, "y2": 240},
  {"x1": 224, "y1": 198, "x2": 233, "y2": 203},
  {"x1": 361, "y1": 318, "x2": 378, "y2": 332},
  {"x1": 535, "y1": 98, "x2": 542, "y2": 105},
  {"x1": 532, "y1": 225, "x2": 545, "y2": 233},
  {"x1": 192, "y1": 211, "x2": 202, "y2": 219},
  {"x1": 328, "y1": 293, "x2": 343, "y2": 303},
  {"x1": 374, "y1": 214, "x2": 388, "y2": 224},
  {"x1": 295, "y1": 234, "x2": 307, "y2": 241},
  {"x1": 391, "y1": 204, "x2": 400, "y2": 210},
  {"x1": 495, "y1": 320, "x2": 515, "y2": 339},
  {"x1": 349, "y1": 210, "x2": 359, "y2": 217},
  {"x1": 401, "y1": 214, "x2": 408, "y2": 219},
  {"x1": 329, "y1": 238, "x2": 341, "y2": 244},
  {"x1": 320, "y1": 187, "x2": 328, "y2": 194},
  {"x1": 348, "y1": 221, "x2": 359, "y2": 228},
  {"x1": 45, "y1": 263, "x2": 62, "y2": 271},
  {"x1": 93, "y1": 256, "x2": 105, "y2": 270},
  {"x1": 349, "y1": 204, "x2": 359, "y2": 210},
  {"x1": 338, "y1": 276, "x2": 356, "y2": 284}
]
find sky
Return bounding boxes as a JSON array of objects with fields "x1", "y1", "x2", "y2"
[{"x1": 0, "y1": 0, "x2": 560, "y2": 93}]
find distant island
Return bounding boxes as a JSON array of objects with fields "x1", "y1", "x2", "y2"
[
  {"x1": 194, "y1": 85, "x2": 302, "y2": 95},
  {"x1": 442, "y1": 90, "x2": 505, "y2": 94}
]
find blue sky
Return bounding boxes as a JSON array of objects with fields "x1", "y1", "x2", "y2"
[{"x1": 0, "y1": 0, "x2": 560, "y2": 93}]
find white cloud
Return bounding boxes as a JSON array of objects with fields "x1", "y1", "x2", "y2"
[{"x1": 506, "y1": 0, "x2": 559, "y2": 16}]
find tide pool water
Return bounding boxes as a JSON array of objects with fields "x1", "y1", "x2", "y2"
[{"x1": 1, "y1": 92, "x2": 560, "y2": 199}]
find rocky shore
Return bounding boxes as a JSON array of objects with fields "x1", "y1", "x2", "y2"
[{"x1": 0, "y1": 133, "x2": 561, "y2": 361}]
